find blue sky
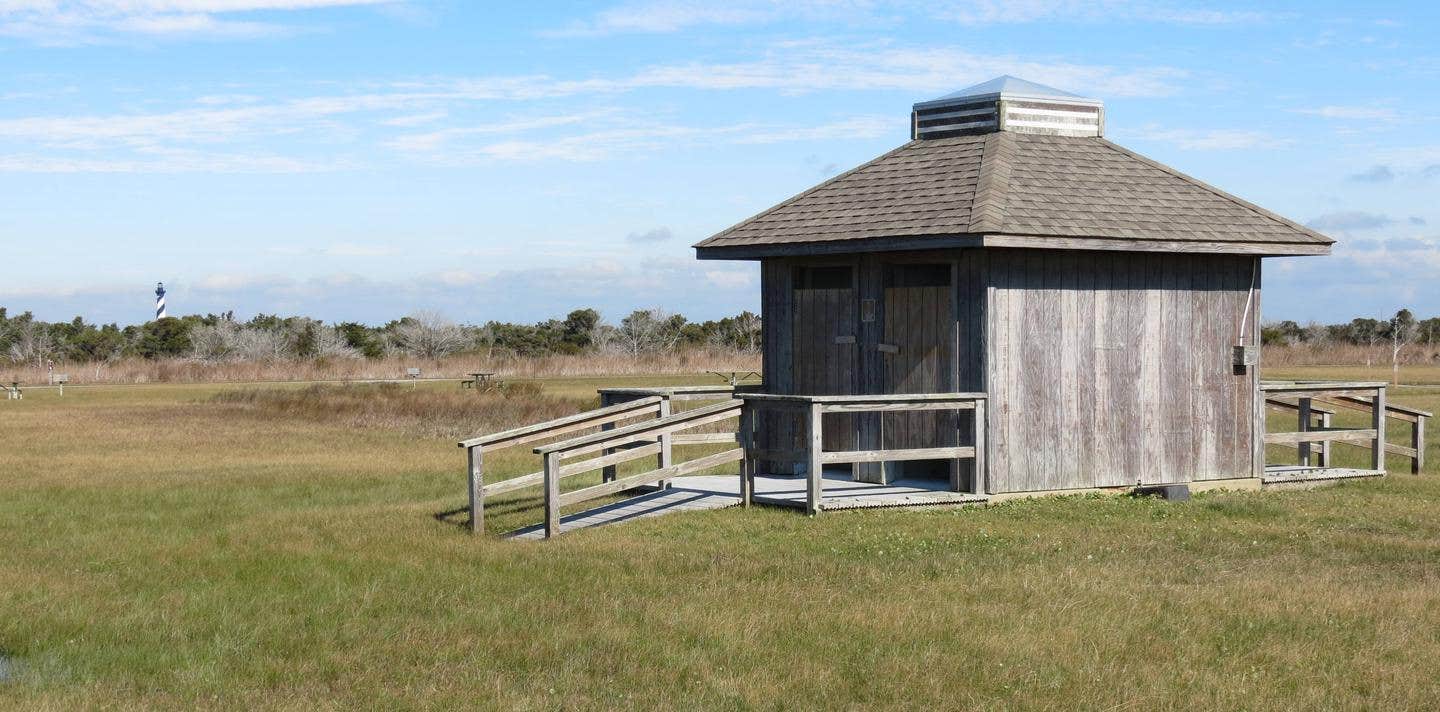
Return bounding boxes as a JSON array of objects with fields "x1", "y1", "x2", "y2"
[{"x1": 1, "y1": 1, "x2": 1437, "y2": 327}]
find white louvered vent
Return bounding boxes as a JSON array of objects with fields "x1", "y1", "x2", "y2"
[{"x1": 912, "y1": 76, "x2": 1104, "y2": 139}]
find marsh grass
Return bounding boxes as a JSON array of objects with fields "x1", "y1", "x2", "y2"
[
  {"x1": 209, "y1": 382, "x2": 584, "y2": 441},
  {"x1": 0, "y1": 375, "x2": 1438, "y2": 709}
]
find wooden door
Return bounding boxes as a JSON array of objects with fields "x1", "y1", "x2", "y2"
[
  {"x1": 791, "y1": 265, "x2": 858, "y2": 452},
  {"x1": 880, "y1": 263, "x2": 955, "y2": 465}
]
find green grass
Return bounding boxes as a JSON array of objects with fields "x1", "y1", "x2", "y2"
[{"x1": 1, "y1": 374, "x2": 1439, "y2": 709}]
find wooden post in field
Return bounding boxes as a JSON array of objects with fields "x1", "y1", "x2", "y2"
[
  {"x1": 806, "y1": 402, "x2": 823, "y2": 515},
  {"x1": 973, "y1": 399, "x2": 988, "y2": 495},
  {"x1": 738, "y1": 404, "x2": 754, "y2": 507},
  {"x1": 467, "y1": 446, "x2": 484, "y2": 534},
  {"x1": 544, "y1": 452, "x2": 562, "y2": 539},
  {"x1": 1297, "y1": 398, "x2": 1312, "y2": 467},
  {"x1": 1372, "y1": 386, "x2": 1387, "y2": 472}
]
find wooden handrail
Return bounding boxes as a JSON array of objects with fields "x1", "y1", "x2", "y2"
[
  {"x1": 457, "y1": 395, "x2": 667, "y2": 534},
  {"x1": 540, "y1": 399, "x2": 745, "y2": 538},
  {"x1": 739, "y1": 393, "x2": 988, "y2": 514},
  {"x1": 1260, "y1": 381, "x2": 1427, "y2": 475},
  {"x1": 535, "y1": 399, "x2": 742, "y2": 456},
  {"x1": 457, "y1": 396, "x2": 662, "y2": 449}
]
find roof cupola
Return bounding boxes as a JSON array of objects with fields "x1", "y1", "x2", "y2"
[{"x1": 911, "y1": 75, "x2": 1104, "y2": 139}]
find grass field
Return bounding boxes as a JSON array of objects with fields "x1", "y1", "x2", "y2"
[{"x1": 1, "y1": 372, "x2": 1438, "y2": 709}]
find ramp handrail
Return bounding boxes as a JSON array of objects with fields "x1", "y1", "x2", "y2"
[
  {"x1": 1261, "y1": 381, "x2": 1429, "y2": 475},
  {"x1": 456, "y1": 395, "x2": 664, "y2": 532},
  {"x1": 533, "y1": 398, "x2": 745, "y2": 538}
]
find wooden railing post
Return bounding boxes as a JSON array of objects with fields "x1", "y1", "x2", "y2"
[
  {"x1": 1297, "y1": 397, "x2": 1312, "y2": 466},
  {"x1": 806, "y1": 402, "x2": 823, "y2": 515},
  {"x1": 1372, "y1": 386, "x2": 1387, "y2": 472},
  {"x1": 1412, "y1": 415, "x2": 1426, "y2": 475},
  {"x1": 1318, "y1": 411, "x2": 1332, "y2": 467},
  {"x1": 599, "y1": 392, "x2": 616, "y2": 483},
  {"x1": 973, "y1": 398, "x2": 987, "y2": 495},
  {"x1": 656, "y1": 396, "x2": 673, "y2": 490},
  {"x1": 544, "y1": 452, "x2": 562, "y2": 539},
  {"x1": 738, "y1": 404, "x2": 754, "y2": 507},
  {"x1": 467, "y1": 446, "x2": 484, "y2": 533}
]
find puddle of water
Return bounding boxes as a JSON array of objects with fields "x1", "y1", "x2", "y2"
[{"x1": 0, "y1": 654, "x2": 11, "y2": 682}]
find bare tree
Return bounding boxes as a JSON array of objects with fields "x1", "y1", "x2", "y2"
[
  {"x1": 189, "y1": 320, "x2": 241, "y2": 362},
  {"x1": 7, "y1": 321, "x2": 56, "y2": 367},
  {"x1": 610, "y1": 309, "x2": 684, "y2": 355},
  {"x1": 392, "y1": 310, "x2": 467, "y2": 359},
  {"x1": 1389, "y1": 309, "x2": 1418, "y2": 385},
  {"x1": 309, "y1": 323, "x2": 359, "y2": 359}
]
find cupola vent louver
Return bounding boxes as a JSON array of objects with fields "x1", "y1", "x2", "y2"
[{"x1": 912, "y1": 75, "x2": 1104, "y2": 139}]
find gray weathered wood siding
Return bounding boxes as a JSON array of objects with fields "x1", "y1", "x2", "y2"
[{"x1": 984, "y1": 249, "x2": 1260, "y2": 492}]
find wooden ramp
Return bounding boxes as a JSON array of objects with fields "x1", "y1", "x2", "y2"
[
  {"x1": 1262, "y1": 465, "x2": 1384, "y2": 488},
  {"x1": 505, "y1": 471, "x2": 987, "y2": 540}
]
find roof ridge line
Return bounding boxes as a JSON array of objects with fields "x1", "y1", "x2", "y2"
[
  {"x1": 968, "y1": 132, "x2": 1014, "y2": 233},
  {"x1": 692, "y1": 141, "x2": 921, "y2": 248},
  {"x1": 1097, "y1": 138, "x2": 1334, "y2": 245}
]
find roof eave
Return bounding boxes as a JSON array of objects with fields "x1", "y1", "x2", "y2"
[{"x1": 694, "y1": 232, "x2": 1332, "y2": 261}]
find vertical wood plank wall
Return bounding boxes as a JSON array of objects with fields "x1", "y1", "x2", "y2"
[{"x1": 985, "y1": 249, "x2": 1260, "y2": 492}]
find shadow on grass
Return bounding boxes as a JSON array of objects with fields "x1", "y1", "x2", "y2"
[{"x1": 432, "y1": 494, "x2": 548, "y2": 533}]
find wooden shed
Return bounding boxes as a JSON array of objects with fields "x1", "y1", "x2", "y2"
[{"x1": 694, "y1": 76, "x2": 1336, "y2": 494}]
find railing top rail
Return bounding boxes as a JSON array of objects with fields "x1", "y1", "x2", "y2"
[
  {"x1": 739, "y1": 392, "x2": 987, "y2": 404},
  {"x1": 1259, "y1": 381, "x2": 1389, "y2": 391},
  {"x1": 597, "y1": 385, "x2": 739, "y2": 396},
  {"x1": 457, "y1": 395, "x2": 663, "y2": 449},
  {"x1": 535, "y1": 398, "x2": 741, "y2": 455},
  {"x1": 1321, "y1": 393, "x2": 1433, "y2": 419}
]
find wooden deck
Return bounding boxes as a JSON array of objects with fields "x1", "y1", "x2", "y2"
[{"x1": 506, "y1": 471, "x2": 988, "y2": 540}]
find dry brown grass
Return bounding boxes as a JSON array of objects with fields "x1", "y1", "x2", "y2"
[
  {"x1": 210, "y1": 382, "x2": 588, "y2": 441},
  {"x1": 3, "y1": 349, "x2": 760, "y2": 386},
  {"x1": 1265, "y1": 342, "x2": 1440, "y2": 368}
]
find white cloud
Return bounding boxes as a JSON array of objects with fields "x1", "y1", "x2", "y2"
[
  {"x1": 550, "y1": 0, "x2": 1270, "y2": 36},
  {"x1": 1296, "y1": 105, "x2": 1398, "y2": 121},
  {"x1": 1123, "y1": 125, "x2": 1293, "y2": 150},
  {"x1": 0, "y1": 0, "x2": 393, "y2": 44}
]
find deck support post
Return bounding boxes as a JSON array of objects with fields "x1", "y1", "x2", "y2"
[
  {"x1": 1372, "y1": 386, "x2": 1387, "y2": 472},
  {"x1": 544, "y1": 452, "x2": 562, "y2": 539},
  {"x1": 738, "y1": 405, "x2": 754, "y2": 507},
  {"x1": 806, "y1": 402, "x2": 823, "y2": 515},
  {"x1": 972, "y1": 399, "x2": 988, "y2": 495},
  {"x1": 1297, "y1": 398, "x2": 1312, "y2": 466},
  {"x1": 467, "y1": 446, "x2": 484, "y2": 534}
]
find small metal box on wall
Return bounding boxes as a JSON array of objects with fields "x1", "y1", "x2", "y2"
[{"x1": 1233, "y1": 345, "x2": 1260, "y2": 367}]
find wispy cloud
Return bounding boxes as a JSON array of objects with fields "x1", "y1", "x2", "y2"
[
  {"x1": 550, "y1": 0, "x2": 1270, "y2": 36},
  {"x1": 626, "y1": 227, "x2": 674, "y2": 243},
  {"x1": 0, "y1": 0, "x2": 394, "y2": 45},
  {"x1": 1124, "y1": 125, "x2": 1292, "y2": 150},
  {"x1": 1348, "y1": 165, "x2": 1395, "y2": 183},
  {"x1": 1306, "y1": 211, "x2": 1396, "y2": 233},
  {"x1": 1295, "y1": 105, "x2": 1398, "y2": 121},
  {"x1": 0, "y1": 40, "x2": 1187, "y2": 172}
]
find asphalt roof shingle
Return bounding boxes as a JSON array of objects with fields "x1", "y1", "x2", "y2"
[{"x1": 694, "y1": 132, "x2": 1333, "y2": 251}]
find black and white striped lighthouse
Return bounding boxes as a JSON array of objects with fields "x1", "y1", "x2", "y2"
[{"x1": 154, "y1": 282, "x2": 167, "y2": 320}]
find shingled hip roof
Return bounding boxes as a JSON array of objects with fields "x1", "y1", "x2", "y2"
[{"x1": 694, "y1": 132, "x2": 1333, "y2": 258}]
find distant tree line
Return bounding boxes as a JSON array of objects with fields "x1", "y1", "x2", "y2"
[
  {"x1": 0, "y1": 306, "x2": 761, "y2": 366},
  {"x1": 1262, "y1": 309, "x2": 1440, "y2": 349}
]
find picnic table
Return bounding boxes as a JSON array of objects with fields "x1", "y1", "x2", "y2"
[{"x1": 462, "y1": 372, "x2": 500, "y2": 391}]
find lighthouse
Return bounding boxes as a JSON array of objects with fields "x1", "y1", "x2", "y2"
[{"x1": 155, "y1": 282, "x2": 168, "y2": 320}]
